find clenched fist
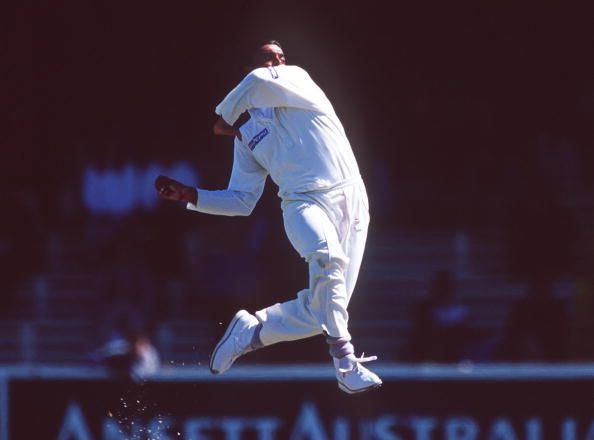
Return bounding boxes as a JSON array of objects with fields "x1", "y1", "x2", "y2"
[{"x1": 155, "y1": 175, "x2": 198, "y2": 205}]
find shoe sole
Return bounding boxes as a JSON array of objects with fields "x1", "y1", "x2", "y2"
[
  {"x1": 209, "y1": 310, "x2": 247, "y2": 374},
  {"x1": 338, "y1": 381, "x2": 382, "y2": 394}
]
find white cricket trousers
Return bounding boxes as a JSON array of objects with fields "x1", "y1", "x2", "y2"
[{"x1": 255, "y1": 180, "x2": 369, "y2": 345}]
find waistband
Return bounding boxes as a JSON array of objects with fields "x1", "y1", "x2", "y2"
[
  {"x1": 281, "y1": 175, "x2": 363, "y2": 200},
  {"x1": 304, "y1": 175, "x2": 363, "y2": 193}
]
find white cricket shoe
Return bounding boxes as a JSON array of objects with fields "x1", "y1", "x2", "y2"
[
  {"x1": 209, "y1": 310, "x2": 259, "y2": 374},
  {"x1": 334, "y1": 353, "x2": 382, "y2": 394}
]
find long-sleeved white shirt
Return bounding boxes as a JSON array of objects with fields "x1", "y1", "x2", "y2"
[{"x1": 187, "y1": 64, "x2": 361, "y2": 216}]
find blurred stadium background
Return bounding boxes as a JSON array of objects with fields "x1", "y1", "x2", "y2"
[{"x1": 1, "y1": 1, "x2": 593, "y2": 439}]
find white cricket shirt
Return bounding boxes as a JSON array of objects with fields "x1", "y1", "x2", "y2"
[{"x1": 187, "y1": 65, "x2": 361, "y2": 216}]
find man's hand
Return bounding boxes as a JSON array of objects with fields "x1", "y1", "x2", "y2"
[
  {"x1": 213, "y1": 116, "x2": 242, "y2": 140},
  {"x1": 155, "y1": 175, "x2": 198, "y2": 205}
]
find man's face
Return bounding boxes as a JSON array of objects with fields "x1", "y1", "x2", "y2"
[{"x1": 252, "y1": 44, "x2": 286, "y2": 68}]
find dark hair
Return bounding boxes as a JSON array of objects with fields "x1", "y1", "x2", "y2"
[{"x1": 261, "y1": 40, "x2": 283, "y2": 51}]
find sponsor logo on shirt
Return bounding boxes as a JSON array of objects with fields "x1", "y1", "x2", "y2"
[{"x1": 248, "y1": 128, "x2": 269, "y2": 151}]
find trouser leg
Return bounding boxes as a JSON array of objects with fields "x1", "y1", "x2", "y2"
[
  {"x1": 256, "y1": 184, "x2": 369, "y2": 347},
  {"x1": 256, "y1": 200, "x2": 350, "y2": 345}
]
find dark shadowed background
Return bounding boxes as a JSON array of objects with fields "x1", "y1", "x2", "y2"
[{"x1": 1, "y1": 0, "x2": 593, "y2": 366}]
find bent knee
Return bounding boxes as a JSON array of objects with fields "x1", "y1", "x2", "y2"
[{"x1": 307, "y1": 250, "x2": 347, "y2": 271}]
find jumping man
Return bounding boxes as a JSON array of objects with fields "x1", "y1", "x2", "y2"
[{"x1": 156, "y1": 40, "x2": 381, "y2": 393}]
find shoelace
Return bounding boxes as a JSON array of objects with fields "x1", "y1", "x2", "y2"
[{"x1": 338, "y1": 353, "x2": 378, "y2": 374}]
